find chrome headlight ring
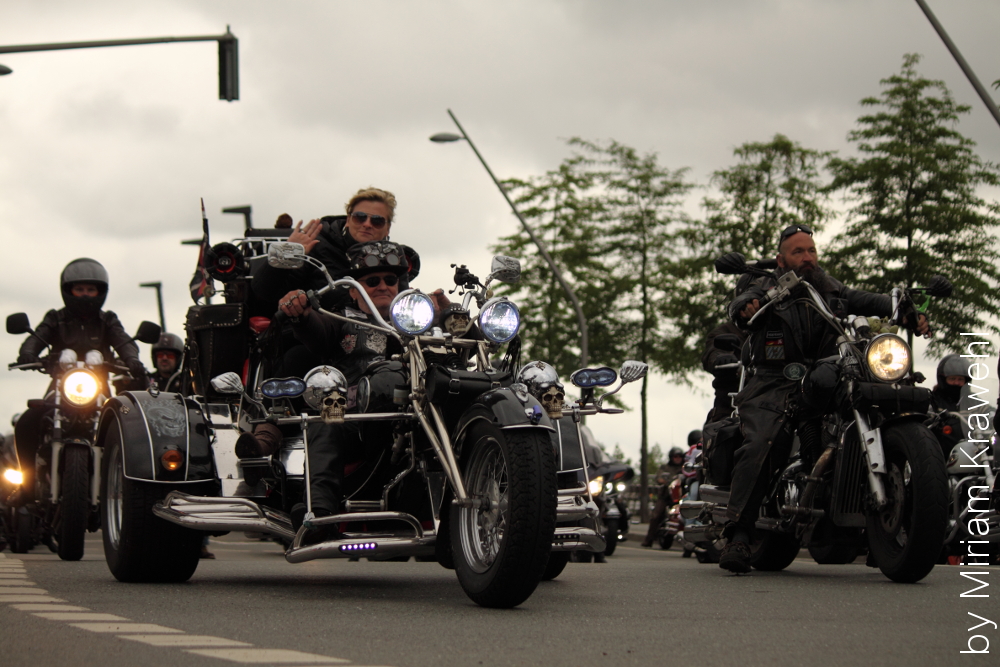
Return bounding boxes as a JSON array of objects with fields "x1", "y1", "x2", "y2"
[
  {"x1": 390, "y1": 289, "x2": 435, "y2": 336},
  {"x1": 865, "y1": 333, "x2": 911, "y2": 383},
  {"x1": 479, "y1": 297, "x2": 520, "y2": 344}
]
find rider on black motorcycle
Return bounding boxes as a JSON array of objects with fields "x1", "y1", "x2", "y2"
[
  {"x1": 641, "y1": 439, "x2": 692, "y2": 547},
  {"x1": 718, "y1": 225, "x2": 929, "y2": 573},
  {"x1": 13, "y1": 258, "x2": 147, "y2": 504}
]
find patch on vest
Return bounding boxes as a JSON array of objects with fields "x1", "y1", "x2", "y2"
[
  {"x1": 366, "y1": 332, "x2": 387, "y2": 355},
  {"x1": 764, "y1": 331, "x2": 785, "y2": 360},
  {"x1": 341, "y1": 334, "x2": 357, "y2": 354}
]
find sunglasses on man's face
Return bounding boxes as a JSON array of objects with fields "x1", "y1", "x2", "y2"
[
  {"x1": 350, "y1": 211, "x2": 389, "y2": 229},
  {"x1": 362, "y1": 274, "x2": 399, "y2": 288},
  {"x1": 778, "y1": 224, "x2": 814, "y2": 245}
]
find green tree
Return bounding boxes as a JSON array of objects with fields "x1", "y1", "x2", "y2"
[
  {"x1": 665, "y1": 134, "x2": 835, "y2": 378},
  {"x1": 646, "y1": 443, "x2": 664, "y2": 476},
  {"x1": 570, "y1": 138, "x2": 695, "y2": 521},
  {"x1": 825, "y1": 54, "x2": 1000, "y2": 353},
  {"x1": 491, "y1": 157, "x2": 630, "y2": 375}
]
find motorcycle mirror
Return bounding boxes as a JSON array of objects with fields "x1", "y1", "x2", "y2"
[
  {"x1": 267, "y1": 242, "x2": 306, "y2": 269},
  {"x1": 619, "y1": 360, "x2": 648, "y2": 384},
  {"x1": 488, "y1": 256, "x2": 521, "y2": 284},
  {"x1": 925, "y1": 275, "x2": 953, "y2": 299},
  {"x1": 715, "y1": 252, "x2": 748, "y2": 275},
  {"x1": 210, "y1": 372, "x2": 245, "y2": 395},
  {"x1": 713, "y1": 334, "x2": 742, "y2": 352},
  {"x1": 134, "y1": 321, "x2": 161, "y2": 345},
  {"x1": 6, "y1": 313, "x2": 30, "y2": 335}
]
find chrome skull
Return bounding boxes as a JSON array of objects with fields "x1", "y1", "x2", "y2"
[
  {"x1": 516, "y1": 361, "x2": 565, "y2": 419},
  {"x1": 320, "y1": 392, "x2": 347, "y2": 424}
]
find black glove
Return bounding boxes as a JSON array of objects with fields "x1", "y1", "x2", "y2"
[
  {"x1": 16, "y1": 353, "x2": 39, "y2": 366},
  {"x1": 714, "y1": 353, "x2": 739, "y2": 369},
  {"x1": 125, "y1": 358, "x2": 147, "y2": 379}
]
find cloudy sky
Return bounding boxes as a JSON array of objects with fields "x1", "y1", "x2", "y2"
[{"x1": 2, "y1": 0, "x2": 999, "y2": 460}]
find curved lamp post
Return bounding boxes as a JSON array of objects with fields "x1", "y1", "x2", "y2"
[{"x1": 431, "y1": 109, "x2": 589, "y2": 368}]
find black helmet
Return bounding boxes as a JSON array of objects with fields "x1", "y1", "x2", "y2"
[
  {"x1": 935, "y1": 354, "x2": 970, "y2": 406},
  {"x1": 60, "y1": 258, "x2": 109, "y2": 318},
  {"x1": 687, "y1": 429, "x2": 702, "y2": 446},
  {"x1": 669, "y1": 446, "x2": 686, "y2": 459},
  {"x1": 346, "y1": 241, "x2": 410, "y2": 278},
  {"x1": 151, "y1": 333, "x2": 184, "y2": 363}
]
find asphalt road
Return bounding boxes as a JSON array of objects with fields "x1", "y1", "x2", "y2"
[{"x1": 0, "y1": 530, "x2": 995, "y2": 667}]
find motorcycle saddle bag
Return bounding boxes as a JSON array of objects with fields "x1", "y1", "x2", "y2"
[
  {"x1": 424, "y1": 365, "x2": 511, "y2": 405},
  {"x1": 702, "y1": 415, "x2": 741, "y2": 487},
  {"x1": 185, "y1": 303, "x2": 248, "y2": 398}
]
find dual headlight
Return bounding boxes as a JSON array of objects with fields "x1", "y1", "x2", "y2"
[
  {"x1": 62, "y1": 369, "x2": 100, "y2": 406},
  {"x1": 388, "y1": 291, "x2": 521, "y2": 344},
  {"x1": 865, "y1": 334, "x2": 911, "y2": 383},
  {"x1": 588, "y1": 475, "x2": 604, "y2": 497}
]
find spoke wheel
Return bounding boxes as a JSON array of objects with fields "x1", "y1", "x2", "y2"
[{"x1": 451, "y1": 420, "x2": 556, "y2": 608}]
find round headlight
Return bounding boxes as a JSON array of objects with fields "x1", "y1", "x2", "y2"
[
  {"x1": 63, "y1": 369, "x2": 100, "y2": 406},
  {"x1": 479, "y1": 298, "x2": 520, "y2": 343},
  {"x1": 570, "y1": 366, "x2": 618, "y2": 388},
  {"x1": 588, "y1": 475, "x2": 604, "y2": 497},
  {"x1": 302, "y1": 366, "x2": 348, "y2": 411},
  {"x1": 261, "y1": 377, "x2": 307, "y2": 399},
  {"x1": 390, "y1": 290, "x2": 435, "y2": 335},
  {"x1": 3, "y1": 468, "x2": 23, "y2": 486},
  {"x1": 866, "y1": 334, "x2": 911, "y2": 382}
]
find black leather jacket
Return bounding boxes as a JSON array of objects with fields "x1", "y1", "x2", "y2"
[
  {"x1": 251, "y1": 216, "x2": 412, "y2": 312},
  {"x1": 729, "y1": 268, "x2": 891, "y2": 370},
  {"x1": 292, "y1": 306, "x2": 403, "y2": 385},
  {"x1": 18, "y1": 308, "x2": 140, "y2": 367}
]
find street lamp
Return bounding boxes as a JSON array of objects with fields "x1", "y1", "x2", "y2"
[
  {"x1": 430, "y1": 109, "x2": 590, "y2": 367},
  {"x1": 222, "y1": 205, "x2": 252, "y2": 230},
  {"x1": 139, "y1": 281, "x2": 166, "y2": 331}
]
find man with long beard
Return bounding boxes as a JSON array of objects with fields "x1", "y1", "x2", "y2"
[{"x1": 718, "y1": 225, "x2": 929, "y2": 573}]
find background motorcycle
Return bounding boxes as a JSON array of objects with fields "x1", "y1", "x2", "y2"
[
  {"x1": 6, "y1": 313, "x2": 159, "y2": 561},
  {"x1": 682, "y1": 253, "x2": 951, "y2": 582}
]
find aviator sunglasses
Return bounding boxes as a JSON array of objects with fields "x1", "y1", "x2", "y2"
[
  {"x1": 362, "y1": 274, "x2": 399, "y2": 288},
  {"x1": 350, "y1": 211, "x2": 389, "y2": 229}
]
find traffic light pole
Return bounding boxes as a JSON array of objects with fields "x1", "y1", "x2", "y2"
[{"x1": 0, "y1": 27, "x2": 238, "y2": 100}]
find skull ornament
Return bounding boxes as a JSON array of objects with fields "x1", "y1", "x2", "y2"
[
  {"x1": 515, "y1": 361, "x2": 565, "y2": 419},
  {"x1": 539, "y1": 385, "x2": 565, "y2": 419},
  {"x1": 302, "y1": 365, "x2": 349, "y2": 411},
  {"x1": 321, "y1": 392, "x2": 347, "y2": 424}
]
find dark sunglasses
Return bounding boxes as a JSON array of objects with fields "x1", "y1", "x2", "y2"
[
  {"x1": 362, "y1": 274, "x2": 399, "y2": 288},
  {"x1": 778, "y1": 224, "x2": 813, "y2": 245},
  {"x1": 350, "y1": 211, "x2": 389, "y2": 229}
]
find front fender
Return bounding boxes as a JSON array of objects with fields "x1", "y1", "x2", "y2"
[
  {"x1": 96, "y1": 391, "x2": 214, "y2": 483},
  {"x1": 451, "y1": 387, "x2": 554, "y2": 456}
]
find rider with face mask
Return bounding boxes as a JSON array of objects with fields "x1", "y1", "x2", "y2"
[
  {"x1": 930, "y1": 354, "x2": 970, "y2": 413},
  {"x1": 13, "y1": 258, "x2": 147, "y2": 503}
]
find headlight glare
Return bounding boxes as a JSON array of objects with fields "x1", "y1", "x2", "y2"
[
  {"x1": 63, "y1": 370, "x2": 100, "y2": 406},
  {"x1": 3, "y1": 468, "x2": 23, "y2": 486},
  {"x1": 479, "y1": 298, "x2": 520, "y2": 343},
  {"x1": 866, "y1": 334, "x2": 911, "y2": 382},
  {"x1": 390, "y1": 290, "x2": 435, "y2": 335},
  {"x1": 588, "y1": 475, "x2": 604, "y2": 496}
]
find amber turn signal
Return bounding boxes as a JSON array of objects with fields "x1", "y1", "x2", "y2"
[{"x1": 160, "y1": 449, "x2": 184, "y2": 471}]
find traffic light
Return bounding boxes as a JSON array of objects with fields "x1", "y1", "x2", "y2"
[{"x1": 218, "y1": 28, "x2": 238, "y2": 102}]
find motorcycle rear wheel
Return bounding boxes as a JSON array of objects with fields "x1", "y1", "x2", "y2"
[
  {"x1": 11, "y1": 508, "x2": 32, "y2": 554},
  {"x1": 542, "y1": 552, "x2": 570, "y2": 580},
  {"x1": 101, "y1": 422, "x2": 205, "y2": 583},
  {"x1": 56, "y1": 446, "x2": 90, "y2": 561},
  {"x1": 865, "y1": 422, "x2": 948, "y2": 583},
  {"x1": 658, "y1": 533, "x2": 674, "y2": 551},
  {"x1": 451, "y1": 421, "x2": 556, "y2": 608},
  {"x1": 604, "y1": 519, "x2": 618, "y2": 556},
  {"x1": 750, "y1": 532, "x2": 800, "y2": 571}
]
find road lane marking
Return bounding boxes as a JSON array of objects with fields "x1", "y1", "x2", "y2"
[
  {"x1": 35, "y1": 612, "x2": 129, "y2": 621},
  {"x1": 13, "y1": 604, "x2": 91, "y2": 611},
  {"x1": 0, "y1": 586, "x2": 47, "y2": 594},
  {"x1": 70, "y1": 623, "x2": 183, "y2": 633},
  {"x1": 0, "y1": 580, "x2": 39, "y2": 585},
  {"x1": 185, "y1": 648, "x2": 350, "y2": 663},
  {"x1": 0, "y1": 595, "x2": 65, "y2": 602},
  {"x1": 119, "y1": 635, "x2": 253, "y2": 648}
]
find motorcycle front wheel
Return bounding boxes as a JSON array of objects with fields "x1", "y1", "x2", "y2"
[
  {"x1": 604, "y1": 518, "x2": 618, "y2": 556},
  {"x1": 750, "y1": 532, "x2": 800, "y2": 571},
  {"x1": 451, "y1": 421, "x2": 556, "y2": 608},
  {"x1": 55, "y1": 446, "x2": 91, "y2": 561},
  {"x1": 10, "y1": 508, "x2": 32, "y2": 554},
  {"x1": 101, "y1": 422, "x2": 205, "y2": 583},
  {"x1": 866, "y1": 422, "x2": 948, "y2": 583}
]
